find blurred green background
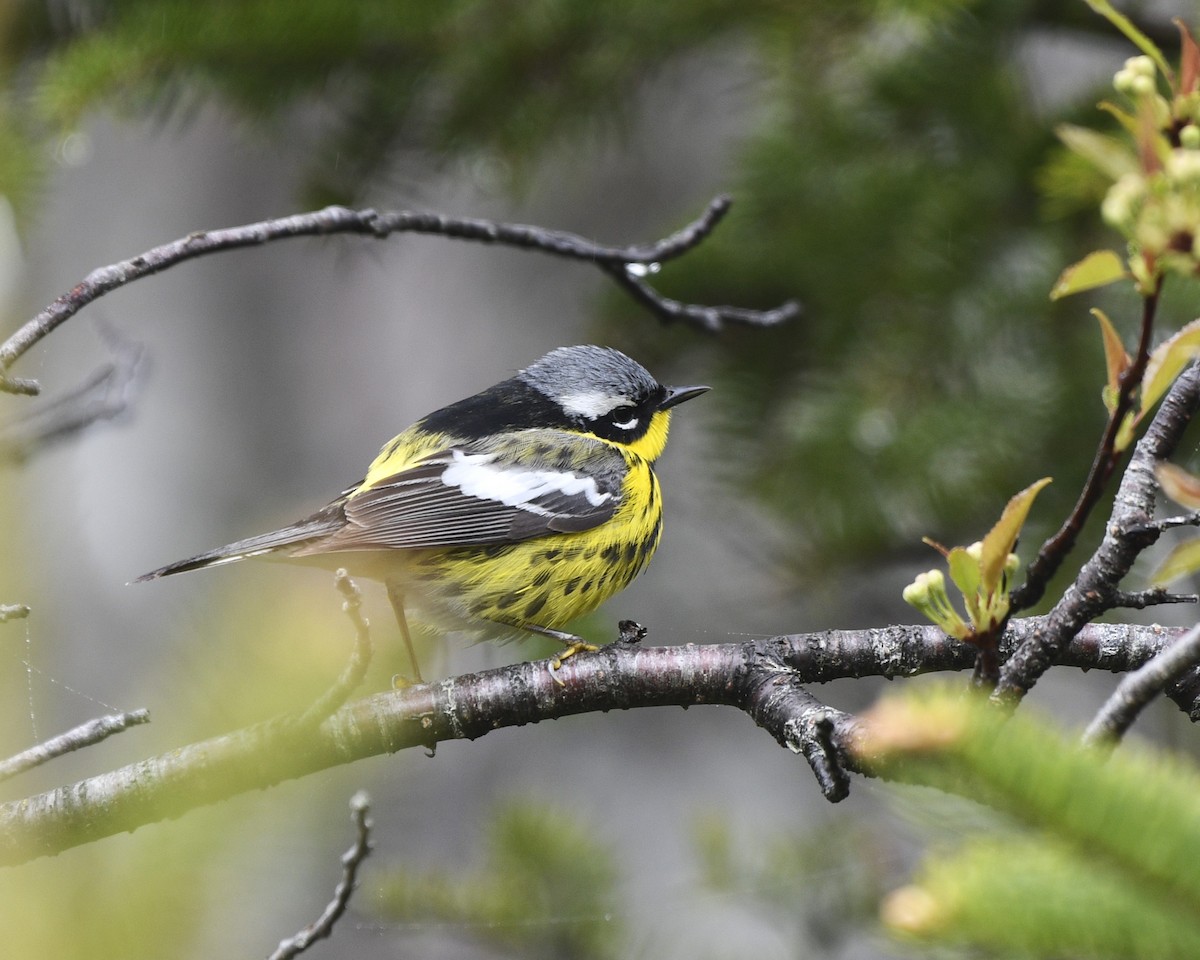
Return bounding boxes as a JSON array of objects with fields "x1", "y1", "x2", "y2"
[{"x1": 3, "y1": 1, "x2": 1199, "y2": 958}]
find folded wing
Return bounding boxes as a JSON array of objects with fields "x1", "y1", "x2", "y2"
[{"x1": 310, "y1": 436, "x2": 626, "y2": 552}]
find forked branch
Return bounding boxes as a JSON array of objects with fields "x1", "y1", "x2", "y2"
[
  {"x1": 0, "y1": 196, "x2": 798, "y2": 395},
  {"x1": 0, "y1": 618, "x2": 1180, "y2": 867}
]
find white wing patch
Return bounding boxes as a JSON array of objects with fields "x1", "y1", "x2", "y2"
[
  {"x1": 442, "y1": 451, "x2": 613, "y2": 510},
  {"x1": 557, "y1": 390, "x2": 626, "y2": 419}
]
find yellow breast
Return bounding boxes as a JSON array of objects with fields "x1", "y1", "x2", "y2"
[{"x1": 401, "y1": 449, "x2": 663, "y2": 632}]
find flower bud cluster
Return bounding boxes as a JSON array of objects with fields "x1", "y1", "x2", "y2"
[
  {"x1": 903, "y1": 543, "x2": 1021, "y2": 641},
  {"x1": 1098, "y1": 57, "x2": 1200, "y2": 287}
]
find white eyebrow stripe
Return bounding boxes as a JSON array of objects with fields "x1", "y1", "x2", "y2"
[
  {"x1": 441, "y1": 451, "x2": 613, "y2": 508},
  {"x1": 557, "y1": 391, "x2": 626, "y2": 419}
]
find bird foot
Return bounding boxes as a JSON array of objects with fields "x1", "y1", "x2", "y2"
[{"x1": 548, "y1": 640, "x2": 600, "y2": 681}]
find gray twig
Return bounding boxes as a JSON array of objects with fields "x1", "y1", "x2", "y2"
[
  {"x1": 997, "y1": 363, "x2": 1200, "y2": 703},
  {"x1": 1128, "y1": 511, "x2": 1200, "y2": 536},
  {"x1": 267, "y1": 791, "x2": 373, "y2": 960},
  {"x1": 0, "y1": 709, "x2": 150, "y2": 783},
  {"x1": 1110, "y1": 588, "x2": 1199, "y2": 609},
  {"x1": 1011, "y1": 282, "x2": 1162, "y2": 611},
  {"x1": 600, "y1": 260, "x2": 800, "y2": 332},
  {"x1": 0, "y1": 322, "x2": 145, "y2": 464},
  {"x1": 0, "y1": 197, "x2": 796, "y2": 394},
  {"x1": 1083, "y1": 622, "x2": 1200, "y2": 749}
]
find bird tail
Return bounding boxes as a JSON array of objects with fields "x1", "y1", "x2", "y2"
[{"x1": 134, "y1": 512, "x2": 345, "y2": 582}]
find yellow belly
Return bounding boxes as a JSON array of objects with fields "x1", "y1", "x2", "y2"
[{"x1": 375, "y1": 457, "x2": 663, "y2": 633}]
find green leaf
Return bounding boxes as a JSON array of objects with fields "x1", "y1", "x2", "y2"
[
  {"x1": 1113, "y1": 410, "x2": 1138, "y2": 453},
  {"x1": 1140, "y1": 318, "x2": 1200, "y2": 415},
  {"x1": 1084, "y1": 1, "x2": 1173, "y2": 83},
  {"x1": 1101, "y1": 382, "x2": 1120, "y2": 414},
  {"x1": 946, "y1": 545, "x2": 982, "y2": 624},
  {"x1": 1055, "y1": 124, "x2": 1137, "y2": 182},
  {"x1": 1093, "y1": 307, "x2": 1130, "y2": 397},
  {"x1": 1050, "y1": 250, "x2": 1129, "y2": 300},
  {"x1": 1152, "y1": 538, "x2": 1200, "y2": 586},
  {"x1": 945, "y1": 546, "x2": 980, "y2": 598},
  {"x1": 978, "y1": 478, "x2": 1052, "y2": 596}
]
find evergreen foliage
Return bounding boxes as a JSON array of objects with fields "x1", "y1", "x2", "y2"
[
  {"x1": 863, "y1": 686, "x2": 1200, "y2": 958},
  {"x1": 374, "y1": 800, "x2": 622, "y2": 960},
  {"x1": 0, "y1": 0, "x2": 1156, "y2": 577}
]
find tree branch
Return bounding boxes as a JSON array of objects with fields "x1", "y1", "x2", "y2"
[
  {"x1": 0, "y1": 618, "x2": 1179, "y2": 867},
  {"x1": 0, "y1": 709, "x2": 151, "y2": 783},
  {"x1": 1012, "y1": 281, "x2": 1162, "y2": 612},
  {"x1": 996, "y1": 362, "x2": 1200, "y2": 702},
  {"x1": 1082, "y1": 622, "x2": 1200, "y2": 749},
  {"x1": 0, "y1": 197, "x2": 797, "y2": 394},
  {"x1": 739, "y1": 671, "x2": 862, "y2": 801}
]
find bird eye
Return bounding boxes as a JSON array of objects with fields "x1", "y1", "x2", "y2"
[{"x1": 609, "y1": 406, "x2": 639, "y2": 431}]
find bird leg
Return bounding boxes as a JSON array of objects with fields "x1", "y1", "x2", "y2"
[
  {"x1": 387, "y1": 581, "x2": 425, "y2": 687},
  {"x1": 520, "y1": 622, "x2": 600, "y2": 672}
]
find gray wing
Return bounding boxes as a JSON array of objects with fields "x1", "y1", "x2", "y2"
[
  {"x1": 135, "y1": 501, "x2": 349, "y2": 580},
  {"x1": 315, "y1": 434, "x2": 627, "y2": 552}
]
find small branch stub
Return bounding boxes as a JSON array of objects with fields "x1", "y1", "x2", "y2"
[{"x1": 0, "y1": 709, "x2": 151, "y2": 783}]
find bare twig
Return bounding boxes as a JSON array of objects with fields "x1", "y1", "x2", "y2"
[
  {"x1": 1083, "y1": 622, "x2": 1200, "y2": 749},
  {"x1": 1110, "y1": 588, "x2": 1199, "y2": 609},
  {"x1": 0, "y1": 603, "x2": 30, "y2": 622},
  {"x1": 0, "y1": 617, "x2": 1182, "y2": 867},
  {"x1": 0, "y1": 322, "x2": 144, "y2": 464},
  {"x1": 1012, "y1": 282, "x2": 1162, "y2": 613},
  {"x1": 997, "y1": 361, "x2": 1200, "y2": 703},
  {"x1": 268, "y1": 791, "x2": 373, "y2": 960},
  {"x1": 1127, "y1": 511, "x2": 1200, "y2": 536},
  {"x1": 293, "y1": 571, "x2": 374, "y2": 729},
  {"x1": 0, "y1": 709, "x2": 150, "y2": 783},
  {"x1": 0, "y1": 197, "x2": 796, "y2": 394},
  {"x1": 599, "y1": 261, "x2": 800, "y2": 333},
  {"x1": 739, "y1": 667, "x2": 861, "y2": 801}
]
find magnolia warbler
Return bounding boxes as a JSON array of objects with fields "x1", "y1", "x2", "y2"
[{"x1": 137, "y1": 345, "x2": 708, "y2": 681}]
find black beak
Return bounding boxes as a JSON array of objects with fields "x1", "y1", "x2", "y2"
[{"x1": 659, "y1": 384, "x2": 710, "y2": 410}]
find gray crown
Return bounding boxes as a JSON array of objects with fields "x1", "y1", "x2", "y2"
[{"x1": 518, "y1": 345, "x2": 659, "y2": 401}]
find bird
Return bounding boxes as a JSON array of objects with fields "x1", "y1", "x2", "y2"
[{"x1": 136, "y1": 345, "x2": 709, "y2": 683}]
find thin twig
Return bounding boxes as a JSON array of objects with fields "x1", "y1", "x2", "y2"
[
  {"x1": 1012, "y1": 281, "x2": 1162, "y2": 613},
  {"x1": 1127, "y1": 511, "x2": 1200, "y2": 536},
  {"x1": 294, "y1": 571, "x2": 373, "y2": 729},
  {"x1": 997, "y1": 360, "x2": 1200, "y2": 702},
  {"x1": 1082, "y1": 622, "x2": 1200, "y2": 749},
  {"x1": 0, "y1": 709, "x2": 150, "y2": 783},
  {"x1": 599, "y1": 261, "x2": 800, "y2": 332},
  {"x1": 0, "y1": 197, "x2": 796, "y2": 394},
  {"x1": 1110, "y1": 588, "x2": 1199, "y2": 609},
  {"x1": 268, "y1": 791, "x2": 373, "y2": 960},
  {"x1": 0, "y1": 322, "x2": 144, "y2": 464}
]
